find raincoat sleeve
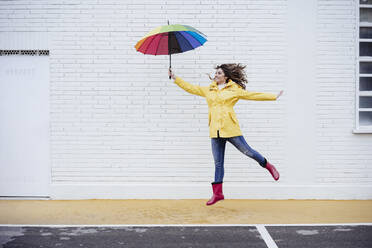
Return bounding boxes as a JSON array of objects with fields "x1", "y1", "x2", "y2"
[
  {"x1": 238, "y1": 88, "x2": 277, "y2": 101},
  {"x1": 173, "y1": 77, "x2": 207, "y2": 97}
]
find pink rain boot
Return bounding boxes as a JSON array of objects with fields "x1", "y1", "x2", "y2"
[
  {"x1": 265, "y1": 161, "x2": 280, "y2": 181},
  {"x1": 206, "y1": 182, "x2": 224, "y2": 206}
]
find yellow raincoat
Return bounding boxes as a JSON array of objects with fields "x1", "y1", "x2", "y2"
[{"x1": 174, "y1": 77, "x2": 277, "y2": 138}]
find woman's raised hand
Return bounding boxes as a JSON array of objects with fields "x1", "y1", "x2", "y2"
[
  {"x1": 277, "y1": 90, "x2": 284, "y2": 99},
  {"x1": 168, "y1": 68, "x2": 176, "y2": 80}
]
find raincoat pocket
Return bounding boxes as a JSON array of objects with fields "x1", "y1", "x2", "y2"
[
  {"x1": 228, "y1": 112, "x2": 238, "y2": 124},
  {"x1": 208, "y1": 112, "x2": 211, "y2": 126}
]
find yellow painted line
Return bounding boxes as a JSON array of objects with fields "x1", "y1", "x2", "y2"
[{"x1": 1, "y1": 199, "x2": 372, "y2": 225}]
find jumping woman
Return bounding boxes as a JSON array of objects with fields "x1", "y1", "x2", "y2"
[{"x1": 168, "y1": 64, "x2": 283, "y2": 206}]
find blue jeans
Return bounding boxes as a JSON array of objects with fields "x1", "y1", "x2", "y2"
[{"x1": 211, "y1": 135, "x2": 267, "y2": 183}]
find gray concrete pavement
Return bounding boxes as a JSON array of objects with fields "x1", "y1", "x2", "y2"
[
  {"x1": 0, "y1": 226, "x2": 266, "y2": 248},
  {"x1": 267, "y1": 225, "x2": 372, "y2": 248},
  {"x1": 1, "y1": 225, "x2": 372, "y2": 248}
]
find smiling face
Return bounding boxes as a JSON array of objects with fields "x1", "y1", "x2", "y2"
[{"x1": 214, "y1": 68, "x2": 228, "y2": 85}]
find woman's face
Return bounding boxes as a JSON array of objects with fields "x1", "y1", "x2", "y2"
[{"x1": 214, "y1": 68, "x2": 227, "y2": 84}]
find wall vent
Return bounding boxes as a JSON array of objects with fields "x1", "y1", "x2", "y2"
[{"x1": 0, "y1": 50, "x2": 49, "y2": 56}]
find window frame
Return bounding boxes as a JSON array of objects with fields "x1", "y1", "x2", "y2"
[{"x1": 354, "y1": 2, "x2": 372, "y2": 133}]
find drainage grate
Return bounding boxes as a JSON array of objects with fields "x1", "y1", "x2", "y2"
[{"x1": 0, "y1": 50, "x2": 49, "y2": 56}]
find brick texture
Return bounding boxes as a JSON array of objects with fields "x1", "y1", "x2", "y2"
[
  {"x1": 1, "y1": 0, "x2": 371, "y2": 199},
  {"x1": 316, "y1": 0, "x2": 372, "y2": 184}
]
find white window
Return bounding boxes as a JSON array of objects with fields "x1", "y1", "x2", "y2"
[{"x1": 356, "y1": 0, "x2": 372, "y2": 133}]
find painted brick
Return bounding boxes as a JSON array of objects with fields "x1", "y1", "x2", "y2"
[{"x1": 2, "y1": 0, "x2": 371, "y2": 199}]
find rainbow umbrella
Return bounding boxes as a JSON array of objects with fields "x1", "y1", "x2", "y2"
[{"x1": 135, "y1": 21, "x2": 207, "y2": 78}]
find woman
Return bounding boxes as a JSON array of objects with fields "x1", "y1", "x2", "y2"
[{"x1": 168, "y1": 64, "x2": 283, "y2": 206}]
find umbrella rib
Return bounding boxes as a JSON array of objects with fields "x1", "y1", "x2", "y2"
[
  {"x1": 143, "y1": 35, "x2": 158, "y2": 55},
  {"x1": 182, "y1": 24, "x2": 208, "y2": 38},
  {"x1": 174, "y1": 32, "x2": 192, "y2": 52},
  {"x1": 188, "y1": 32, "x2": 204, "y2": 47},
  {"x1": 155, "y1": 33, "x2": 166, "y2": 55},
  {"x1": 168, "y1": 31, "x2": 182, "y2": 54},
  {"x1": 140, "y1": 36, "x2": 153, "y2": 54},
  {"x1": 179, "y1": 31, "x2": 199, "y2": 51},
  {"x1": 179, "y1": 31, "x2": 203, "y2": 52}
]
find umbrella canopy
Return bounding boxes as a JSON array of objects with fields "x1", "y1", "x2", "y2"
[{"x1": 135, "y1": 24, "x2": 207, "y2": 55}]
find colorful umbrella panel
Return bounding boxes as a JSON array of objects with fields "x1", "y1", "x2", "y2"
[{"x1": 135, "y1": 24, "x2": 207, "y2": 55}]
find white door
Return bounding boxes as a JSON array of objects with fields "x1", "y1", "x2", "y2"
[{"x1": 0, "y1": 55, "x2": 50, "y2": 197}]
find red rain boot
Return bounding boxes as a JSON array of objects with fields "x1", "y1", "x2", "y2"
[
  {"x1": 265, "y1": 161, "x2": 280, "y2": 181},
  {"x1": 206, "y1": 182, "x2": 224, "y2": 206}
]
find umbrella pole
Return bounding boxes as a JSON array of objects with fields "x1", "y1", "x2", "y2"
[
  {"x1": 168, "y1": 19, "x2": 171, "y2": 79},
  {"x1": 169, "y1": 54, "x2": 171, "y2": 79}
]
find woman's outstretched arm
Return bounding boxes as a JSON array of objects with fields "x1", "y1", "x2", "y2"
[
  {"x1": 238, "y1": 88, "x2": 283, "y2": 101},
  {"x1": 169, "y1": 68, "x2": 207, "y2": 97}
]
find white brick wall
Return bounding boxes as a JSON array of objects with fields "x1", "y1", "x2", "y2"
[
  {"x1": 1, "y1": 0, "x2": 371, "y2": 199},
  {"x1": 316, "y1": 0, "x2": 372, "y2": 184},
  {"x1": 47, "y1": 0, "x2": 286, "y2": 184}
]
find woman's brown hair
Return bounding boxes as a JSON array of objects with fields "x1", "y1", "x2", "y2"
[{"x1": 211, "y1": 63, "x2": 248, "y2": 90}]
